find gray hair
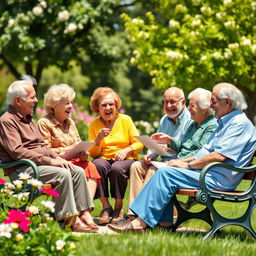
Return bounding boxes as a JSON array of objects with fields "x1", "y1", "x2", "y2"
[
  {"x1": 7, "y1": 80, "x2": 33, "y2": 105},
  {"x1": 20, "y1": 74, "x2": 37, "y2": 86},
  {"x1": 213, "y1": 83, "x2": 247, "y2": 110},
  {"x1": 188, "y1": 88, "x2": 215, "y2": 115},
  {"x1": 44, "y1": 84, "x2": 76, "y2": 114}
]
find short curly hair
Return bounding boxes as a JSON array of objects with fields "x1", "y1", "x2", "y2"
[
  {"x1": 90, "y1": 87, "x2": 122, "y2": 113},
  {"x1": 44, "y1": 84, "x2": 75, "y2": 114}
]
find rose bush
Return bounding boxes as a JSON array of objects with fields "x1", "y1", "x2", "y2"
[{"x1": 0, "y1": 175, "x2": 80, "y2": 255}]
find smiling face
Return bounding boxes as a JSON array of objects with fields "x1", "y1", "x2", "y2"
[
  {"x1": 53, "y1": 98, "x2": 73, "y2": 123},
  {"x1": 187, "y1": 94, "x2": 206, "y2": 124},
  {"x1": 16, "y1": 86, "x2": 38, "y2": 116},
  {"x1": 163, "y1": 90, "x2": 185, "y2": 122},
  {"x1": 98, "y1": 94, "x2": 117, "y2": 122}
]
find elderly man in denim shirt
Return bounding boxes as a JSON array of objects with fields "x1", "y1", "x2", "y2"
[{"x1": 108, "y1": 83, "x2": 256, "y2": 232}]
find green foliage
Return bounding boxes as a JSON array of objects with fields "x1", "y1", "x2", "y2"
[{"x1": 122, "y1": 0, "x2": 256, "y2": 120}]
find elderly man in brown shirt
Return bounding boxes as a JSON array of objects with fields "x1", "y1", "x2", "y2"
[{"x1": 0, "y1": 79, "x2": 98, "y2": 232}]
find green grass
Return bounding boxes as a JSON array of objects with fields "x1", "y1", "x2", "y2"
[{"x1": 2, "y1": 169, "x2": 256, "y2": 255}]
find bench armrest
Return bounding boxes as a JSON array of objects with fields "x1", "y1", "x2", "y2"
[
  {"x1": 0, "y1": 159, "x2": 39, "y2": 179},
  {"x1": 196, "y1": 162, "x2": 256, "y2": 202}
]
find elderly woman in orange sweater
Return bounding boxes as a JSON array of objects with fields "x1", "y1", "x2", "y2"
[
  {"x1": 38, "y1": 84, "x2": 100, "y2": 231},
  {"x1": 89, "y1": 87, "x2": 143, "y2": 224}
]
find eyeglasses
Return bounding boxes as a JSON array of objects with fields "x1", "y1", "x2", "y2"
[
  {"x1": 99, "y1": 103, "x2": 115, "y2": 108},
  {"x1": 162, "y1": 98, "x2": 183, "y2": 106}
]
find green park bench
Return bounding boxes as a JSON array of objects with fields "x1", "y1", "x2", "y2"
[
  {"x1": 172, "y1": 154, "x2": 256, "y2": 239},
  {"x1": 0, "y1": 159, "x2": 51, "y2": 207}
]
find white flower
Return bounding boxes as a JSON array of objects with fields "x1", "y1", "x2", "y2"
[
  {"x1": 192, "y1": 19, "x2": 201, "y2": 27},
  {"x1": 41, "y1": 200, "x2": 55, "y2": 213},
  {"x1": 58, "y1": 10, "x2": 70, "y2": 22},
  {"x1": 64, "y1": 23, "x2": 77, "y2": 34},
  {"x1": 228, "y1": 43, "x2": 239, "y2": 50},
  {"x1": 200, "y1": 55, "x2": 207, "y2": 61},
  {"x1": 251, "y1": 44, "x2": 256, "y2": 55},
  {"x1": 69, "y1": 242, "x2": 76, "y2": 249},
  {"x1": 13, "y1": 180, "x2": 23, "y2": 189},
  {"x1": 252, "y1": 2, "x2": 256, "y2": 10},
  {"x1": 8, "y1": 19, "x2": 15, "y2": 26},
  {"x1": 216, "y1": 12, "x2": 226, "y2": 20},
  {"x1": 13, "y1": 192, "x2": 30, "y2": 201},
  {"x1": 224, "y1": 21, "x2": 236, "y2": 29},
  {"x1": 0, "y1": 224, "x2": 12, "y2": 238},
  {"x1": 15, "y1": 233, "x2": 24, "y2": 241},
  {"x1": 240, "y1": 37, "x2": 251, "y2": 46},
  {"x1": 223, "y1": 0, "x2": 233, "y2": 7},
  {"x1": 56, "y1": 240, "x2": 66, "y2": 250},
  {"x1": 166, "y1": 50, "x2": 183, "y2": 60},
  {"x1": 169, "y1": 19, "x2": 179, "y2": 29},
  {"x1": 212, "y1": 52, "x2": 223, "y2": 60},
  {"x1": 28, "y1": 205, "x2": 40, "y2": 215},
  {"x1": 32, "y1": 6, "x2": 43, "y2": 16},
  {"x1": 200, "y1": 6, "x2": 212, "y2": 16},
  {"x1": 131, "y1": 18, "x2": 144, "y2": 25},
  {"x1": 224, "y1": 49, "x2": 233, "y2": 59},
  {"x1": 40, "y1": 1, "x2": 47, "y2": 8},
  {"x1": 18, "y1": 172, "x2": 31, "y2": 180},
  {"x1": 27, "y1": 178, "x2": 43, "y2": 188}
]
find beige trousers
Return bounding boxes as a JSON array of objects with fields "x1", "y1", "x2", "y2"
[
  {"x1": 128, "y1": 160, "x2": 157, "y2": 215},
  {"x1": 10, "y1": 165, "x2": 94, "y2": 221}
]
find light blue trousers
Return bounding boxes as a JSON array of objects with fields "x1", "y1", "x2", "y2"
[{"x1": 129, "y1": 167, "x2": 221, "y2": 228}]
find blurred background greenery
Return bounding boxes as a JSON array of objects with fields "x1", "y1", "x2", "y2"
[{"x1": 1, "y1": 0, "x2": 256, "y2": 132}]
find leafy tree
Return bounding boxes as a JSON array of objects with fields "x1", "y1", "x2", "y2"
[
  {"x1": 122, "y1": 0, "x2": 256, "y2": 122},
  {"x1": 0, "y1": 0, "x2": 132, "y2": 92}
]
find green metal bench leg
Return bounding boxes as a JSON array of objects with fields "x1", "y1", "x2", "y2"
[
  {"x1": 203, "y1": 199, "x2": 256, "y2": 239},
  {"x1": 172, "y1": 195, "x2": 213, "y2": 231}
]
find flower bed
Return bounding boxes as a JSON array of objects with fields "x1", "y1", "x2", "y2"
[{"x1": 0, "y1": 175, "x2": 80, "y2": 255}]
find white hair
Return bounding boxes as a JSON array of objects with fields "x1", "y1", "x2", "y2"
[
  {"x1": 213, "y1": 83, "x2": 247, "y2": 110},
  {"x1": 188, "y1": 88, "x2": 215, "y2": 115},
  {"x1": 44, "y1": 84, "x2": 76, "y2": 114},
  {"x1": 6, "y1": 80, "x2": 33, "y2": 105}
]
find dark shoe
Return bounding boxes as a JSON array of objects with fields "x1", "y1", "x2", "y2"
[
  {"x1": 98, "y1": 207, "x2": 113, "y2": 225},
  {"x1": 111, "y1": 208, "x2": 124, "y2": 223},
  {"x1": 107, "y1": 221, "x2": 146, "y2": 233},
  {"x1": 70, "y1": 221, "x2": 94, "y2": 233},
  {"x1": 109, "y1": 215, "x2": 136, "y2": 227}
]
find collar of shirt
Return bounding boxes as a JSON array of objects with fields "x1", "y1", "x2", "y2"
[
  {"x1": 217, "y1": 109, "x2": 243, "y2": 128},
  {"x1": 48, "y1": 114, "x2": 71, "y2": 129},
  {"x1": 8, "y1": 105, "x2": 33, "y2": 123}
]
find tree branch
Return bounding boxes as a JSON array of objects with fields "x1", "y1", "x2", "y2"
[
  {"x1": 25, "y1": 62, "x2": 33, "y2": 77},
  {"x1": 0, "y1": 54, "x2": 21, "y2": 79}
]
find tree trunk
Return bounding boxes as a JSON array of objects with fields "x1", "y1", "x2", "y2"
[{"x1": 243, "y1": 88, "x2": 256, "y2": 125}]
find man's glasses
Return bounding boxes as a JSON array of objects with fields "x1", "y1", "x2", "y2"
[
  {"x1": 162, "y1": 98, "x2": 183, "y2": 106},
  {"x1": 99, "y1": 103, "x2": 115, "y2": 108}
]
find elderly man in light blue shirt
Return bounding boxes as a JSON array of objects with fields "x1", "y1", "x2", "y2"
[
  {"x1": 126, "y1": 87, "x2": 192, "y2": 217},
  {"x1": 108, "y1": 83, "x2": 256, "y2": 232}
]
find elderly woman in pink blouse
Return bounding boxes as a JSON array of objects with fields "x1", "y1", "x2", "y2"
[{"x1": 38, "y1": 84, "x2": 100, "y2": 230}]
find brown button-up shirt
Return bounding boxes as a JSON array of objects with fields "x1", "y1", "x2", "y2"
[{"x1": 0, "y1": 105, "x2": 58, "y2": 175}]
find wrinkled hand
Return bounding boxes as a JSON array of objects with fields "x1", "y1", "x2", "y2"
[
  {"x1": 150, "y1": 132, "x2": 172, "y2": 144},
  {"x1": 78, "y1": 151, "x2": 89, "y2": 161},
  {"x1": 95, "y1": 128, "x2": 111, "y2": 145},
  {"x1": 114, "y1": 150, "x2": 128, "y2": 161},
  {"x1": 143, "y1": 153, "x2": 154, "y2": 165},
  {"x1": 51, "y1": 157, "x2": 76, "y2": 170},
  {"x1": 167, "y1": 159, "x2": 188, "y2": 169}
]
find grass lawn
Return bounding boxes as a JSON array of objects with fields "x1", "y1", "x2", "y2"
[{"x1": 1, "y1": 170, "x2": 256, "y2": 255}]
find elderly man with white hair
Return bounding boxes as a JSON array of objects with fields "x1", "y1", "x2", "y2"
[
  {"x1": 108, "y1": 83, "x2": 256, "y2": 233},
  {"x1": 0, "y1": 79, "x2": 97, "y2": 232},
  {"x1": 125, "y1": 88, "x2": 217, "y2": 222}
]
